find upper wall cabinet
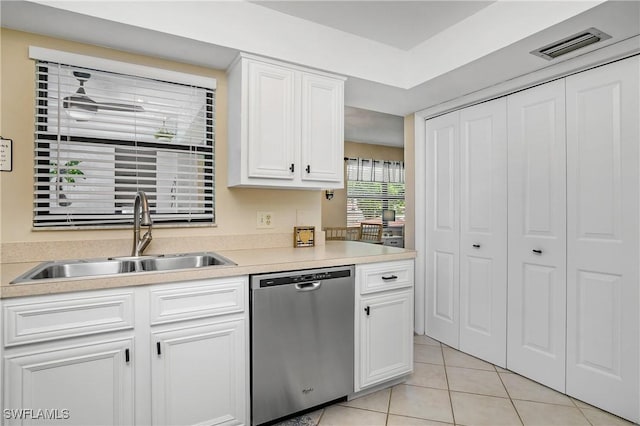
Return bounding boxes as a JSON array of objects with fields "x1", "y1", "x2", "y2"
[{"x1": 227, "y1": 53, "x2": 346, "y2": 189}]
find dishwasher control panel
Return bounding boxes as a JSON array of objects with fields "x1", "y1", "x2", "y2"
[{"x1": 257, "y1": 268, "x2": 351, "y2": 287}]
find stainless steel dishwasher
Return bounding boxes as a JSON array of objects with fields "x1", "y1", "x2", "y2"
[{"x1": 250, "y1": 265, "x2": 354, "y2": 425}]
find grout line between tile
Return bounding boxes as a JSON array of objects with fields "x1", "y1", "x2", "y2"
[
  {"x1": 440, "y1": 343, "x2": 457, "y2": 426},
  {"x1": 496, "y1": 368, "x2": 525, "y2": 426}
]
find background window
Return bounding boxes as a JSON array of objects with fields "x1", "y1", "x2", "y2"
[
  {"x1": 34, "y1": 61, "x2": 215, "y2": 227},
  {"x1": 345, "y1": 158, "x2": 405, "y2": 227}
]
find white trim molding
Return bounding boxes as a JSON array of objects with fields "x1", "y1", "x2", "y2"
[{"x1": 29, "y1": 46, "x2": 217, "y2": 89}]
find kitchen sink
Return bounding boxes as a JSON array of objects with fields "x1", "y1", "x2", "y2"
[
  {"x1": 140, "y1": 253, "x2": 232, "y2": 271},
  {"x1": 11, "y1": 252, "x2": 236, "y2": 284}
]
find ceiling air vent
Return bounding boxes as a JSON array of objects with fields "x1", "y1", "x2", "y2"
[{"x1": 531, "y1": 28, "x2": 611, "y2": 60}]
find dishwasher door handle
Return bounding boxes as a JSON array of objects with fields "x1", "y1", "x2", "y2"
[{"x1": 295, "y1": 281, "x2": 322, "y2": 291}]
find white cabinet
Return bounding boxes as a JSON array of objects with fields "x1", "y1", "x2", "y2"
[
  {"x1": 148, "y1": 278, "x2": 248, "y2": 426},
  {"x1": 355, "y1": 260, "x2": 414, "y2": 391},
  {"x1": 151, "y1": 320, "x2": 246, "y2": 426},
  {"x1": 228, "y1": 53, "x2": 345, "y2": 189},
  {"x1": 4, "y1": 338, "x2": 134, "y2": 426},
  {"x1": 2, "y1": 289, "x2": 136, "y2": 426},
  {"x1": 425, "y1": 98, "x2": 508, "y2": 367},
  {"x1": 506, "y1": 79, "x2": 567, "y2": 392},
  {"x1": 2, "y1": 277, "x2": 249, "y2": 426},
  {"x1": 565, "y1": 56, "x2": 639, "y2": 422}
]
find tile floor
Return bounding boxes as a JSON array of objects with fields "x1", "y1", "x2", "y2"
[{"x1": 276, "y1": 335, "x2": 635, "y2": 426}]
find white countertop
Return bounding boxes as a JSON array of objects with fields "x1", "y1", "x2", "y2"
[{"x1": 1, "y1": 241, "x2": 415, "y2": 298}]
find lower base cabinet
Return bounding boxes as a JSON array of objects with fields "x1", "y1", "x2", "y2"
[
  {"x1": 2, "y1": 278, "x2": 249, "y2": 426},
  {"x1": 4, "y1": 338, "x2": 134, "y2": 426},
  {"x1": 151, "y1": 319, "x2": 246, "y2": 426},
  {"x1": 355, "y1": 260, "x2": 414, "y2": 392}
]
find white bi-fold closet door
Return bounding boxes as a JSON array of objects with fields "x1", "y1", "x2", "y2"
[
  {"x1": 565, "y1": 57, "x2": 639, "y2": 422},
  {"x1": 425, "y1": 98, "x2": 507, "y2": 367},
  {"x1": 506, "y1": 79, "x2": 567, "y2": 393}
]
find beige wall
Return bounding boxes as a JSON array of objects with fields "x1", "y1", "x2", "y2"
[
  {"x1": 0, "y1": 29, "x2": 322, "y2": 244},
  {"x1": 403, "y1": 114, "x2": 415, "y2": 250},
  {"x1": 321, "y1": 141, "x2": 404, "y2": 228}
]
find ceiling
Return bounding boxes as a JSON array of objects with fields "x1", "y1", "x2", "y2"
[
  {"x1": 2, "y1": 1, "x2": 639, "y2": 147},
  {"x1": 249, "y1": 1, "x2": 495, "y2": 51}
]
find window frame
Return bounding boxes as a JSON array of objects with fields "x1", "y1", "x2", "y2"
[{"x1": 31, "y1": 47, "x2": 217, "y2": 229}]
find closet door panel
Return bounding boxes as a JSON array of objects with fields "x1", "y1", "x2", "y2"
[
  {"x1": 507, "y1": 79, "x2": 567, "y2": 392},
  {"x1": 425, "y1": 111, "x2": 460, "y2": 347},
  {"x1": 566, "y1": 56, "x2": 639, "y2": 423},
  {"x1": 459, "y1": 98, "x2": 507, "y2": 367}
]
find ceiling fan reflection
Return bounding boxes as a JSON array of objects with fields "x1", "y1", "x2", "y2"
[{"x1": 63, "y1": 71, "x2": 145, "y2": 121}]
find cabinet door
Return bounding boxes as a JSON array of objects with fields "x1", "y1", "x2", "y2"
[
  {"x1": 507, "y1": 79, "x2": 567, "y2": 391},
  {"x1": 566, "y1": 56, "x2": 639, "y2": 422},
  {"x1": 425, "y1": 111, "x2": 460, "y2": 348},
  {"x1": 151, "y1": 319, "x2": 246, "y2": 426},
  {"x1": 458, "y1": 98, "x2": 507, "y2": 367},
  {"x1": 246, "y1": 60, "x2": 296, "y2": 180},
  {"x1": 4, "y1": 338, "x2": 134, "y2": 426},
  {"x1": 300, "y1": 73, "x2": 344, "y2": 183},
  {"x1": 358, "y1": 290, "x2": 413, "y2": 390}
]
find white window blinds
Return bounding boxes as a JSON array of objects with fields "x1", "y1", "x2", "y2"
[
  {"x1": 34, "y1": 59, "x2": 215, "y2": 228},
  {"x1": 345, "y1": 157, "x2": 405, "y2": 227}
]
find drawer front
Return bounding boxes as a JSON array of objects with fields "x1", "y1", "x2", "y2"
[
  {"x1": 3, "y1": 291, "x2": 134, "y2": 347},
  {"x1": 150, "y1": 277, "x2": 247, "y2": 325},
  {"x1": 357, "y1": 260, "x2": 414, "y2": 294}
]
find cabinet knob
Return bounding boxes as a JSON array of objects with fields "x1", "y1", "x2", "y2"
[
  {"x1": 532, "y1": 249, "x2": 543, "y2": 255},
  {"x1": 289, "y1": 163, "x2": 295, "y2": 173}
]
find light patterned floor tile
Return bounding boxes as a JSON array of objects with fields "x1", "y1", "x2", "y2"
[
  {"x1": 318, "y1": 405, "x2": 387, "y2": 426},
  {"x1": 500, "y1": 373, "x2": 573, "y2": 406},
  {"x1": 414, "y1": 335, "x2": 442, "y2": 346},
  {"x1": 514, "y1": 400, "x2": 590, "y2": 425},
  {"x1": 340, "y1": 388, "x2": 390, "y2": 413},
  {"x1": 414, "y1": 344, "x2": 444, "y2": 365},
  {"x1": 446, "y1": 366, "x2": 508, "y2": 397},
  {"x1": 442, "y1": 347, "x2": 494, "y2": 371},
  {"x1": 580, "y1": 408, "x2": 636, "y2": 426},
  {"x1": 450, "y1": 391, "x2": 522, "y2": 426},
  {"x1": 405, "y1": 362, "x2": 448, "y2": 389},
  {"x1": 387, "y1": 414, "x2": 453, "y2": 426},
  {"x1": 389, "y1": 384, "x2": 453, "y2": 423}
]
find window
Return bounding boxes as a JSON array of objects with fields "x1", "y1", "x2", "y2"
[
  {"x1": 32, "y1": 49, "x2": 215, "y2": 228},
  {"x1": 345, "y1": 158, "x2": 405, "y2": 227}
]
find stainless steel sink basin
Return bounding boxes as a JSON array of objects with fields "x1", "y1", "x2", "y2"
[
  {"x1": 11, "y1": 252, "x2": 236, "y2": 284},
  {"x1": 140, "y1": 253, "x2": 233, "y2": 272}
]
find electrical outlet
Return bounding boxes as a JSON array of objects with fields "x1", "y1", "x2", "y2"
[{"x1": 257, "y1": 211, "x2": 274, "y2": 229}]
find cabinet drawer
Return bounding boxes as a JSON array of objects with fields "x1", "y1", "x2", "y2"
[
  {"x1": 150, "y1": 277, "x2": 247, "y2": 325},
  {"x1": 3, "y1": 291, "x2": 134, "y2": 347},
  {"x1": 357, "y1": 260, "x2": 414, "y2": 294}
]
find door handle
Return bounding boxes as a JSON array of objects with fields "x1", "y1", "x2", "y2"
[
  {"x1": 305, "y1": 165, "x2": 311, "y2": 173},
  {"x1": 381, "y1": 275, "x2": 398, "y2": 281},
  {"x1": 472, "y1": 244, "x2": 481, "y2": 249},
  {"x1": 364, "y1": 306, "x2": 370, "y2": 316},
  {"x1": 125, "y1": 348, "x2": 130, "y2": 364},
  {"x1": 157, "y1": 341, "x2": 162, "y2": 356},
  {"x1": 295, "y1": 282, "x2": 321, "y2": 291},
  {"x1": 532, "y1": 249, "x2": 543, "y2": 255},
  {"x1": 289, "y1": 163, "x2": 295, "y2": 172}
]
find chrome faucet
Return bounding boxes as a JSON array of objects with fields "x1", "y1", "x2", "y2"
[{"x1": 132, "y1": 191, "x2": 153, "y2": 257}]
